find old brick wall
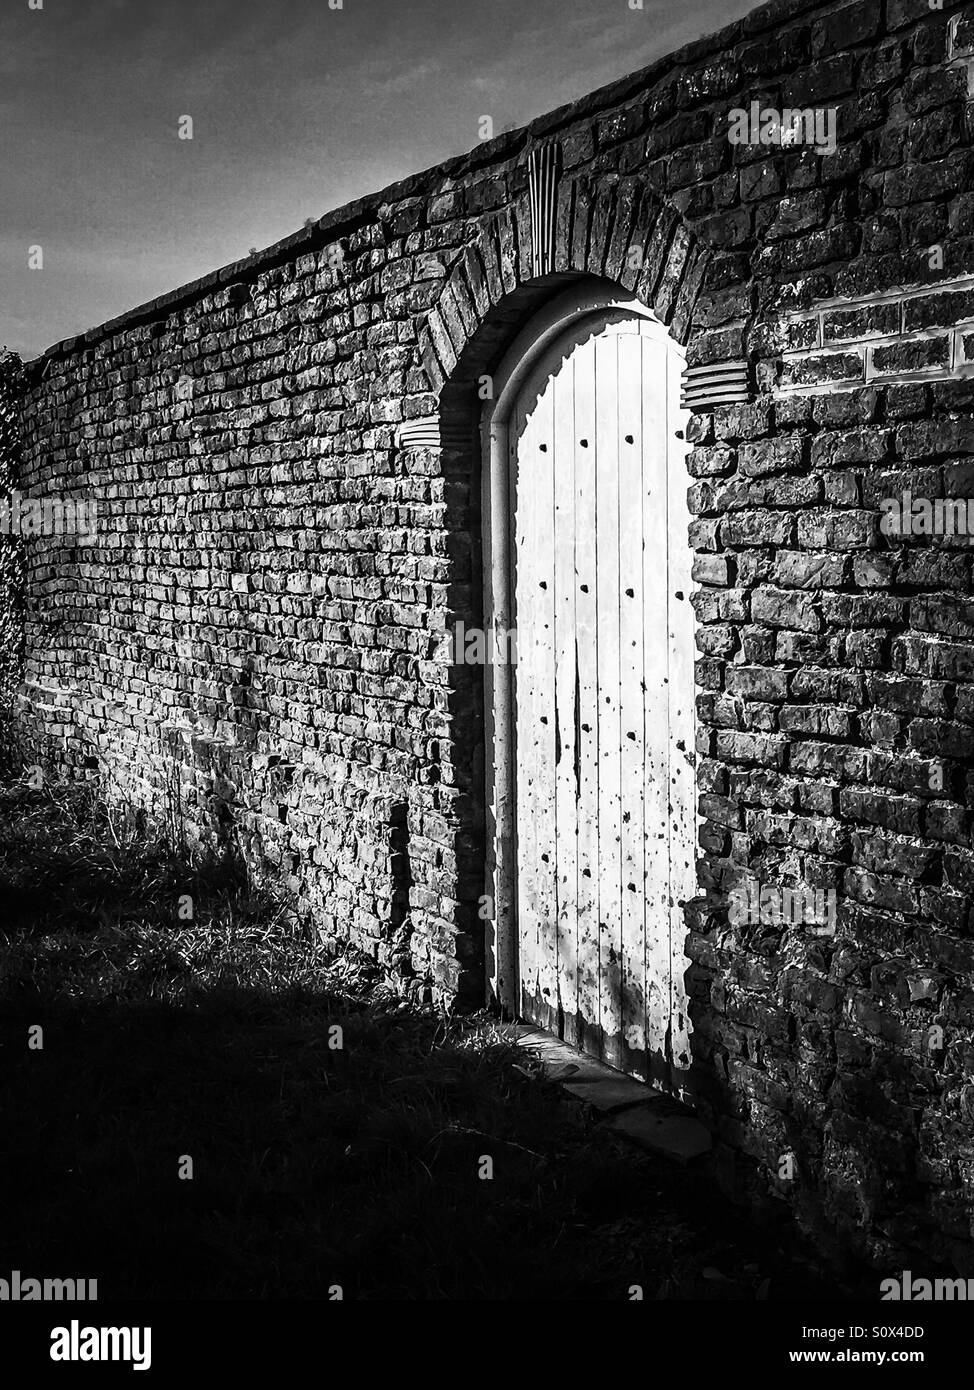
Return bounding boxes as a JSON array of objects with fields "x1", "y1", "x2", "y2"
[
  {"x1": 12, "y1": 0, "x2": 974, "y2": 1268},
  {"x1": 0, "y1": 349, "x2": 25, "y2": 748}
]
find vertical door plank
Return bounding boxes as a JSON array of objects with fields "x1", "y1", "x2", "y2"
[
  {"x1": 640, "y1": 328, "x2": 671, "y2": 1074},
  {"x1": 532, "y1": 382, "x2": 559, "y2": 1033},
  {"x1": 595, "y1": 332, "x2": 623, "y2": 1068},
  {"x1": 572, "y1": 334, "x2": 600, "y2": 1057},
  {"x1": 616, "y1": 326, "x2": 648, "y2": 1075},
  {"x1": 665, "y1": 346, "x2": 696, "y2": 1076},
  {"x1": 513, "y1": 396, "x2": 541, "y2": 1021},
  {"x1": 552, "y1": 356, "x2": 579, "y2": 1045}
]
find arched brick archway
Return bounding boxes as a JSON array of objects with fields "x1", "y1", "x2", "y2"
[
  {"x1": 419, "y1": 172, "x2": 709, "y2": 422},
  {"x1": 413, "y1": 165, "x2": 710, "y2": 1039}
]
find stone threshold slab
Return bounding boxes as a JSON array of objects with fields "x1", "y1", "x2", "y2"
[{"x1": 508, "y1": 1025, "x2": 713, "y2": 1166}]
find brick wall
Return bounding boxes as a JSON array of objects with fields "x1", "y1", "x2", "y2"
[
  {"x1": 0, "y1": 350, "x2": 25, "y2": 728},
  {"x1": 11, "y1": 0, "x2": 974, "y2": 1268}
]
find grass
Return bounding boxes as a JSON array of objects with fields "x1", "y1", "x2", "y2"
[{"x1": 0, "y1": 775, "x2": 842, "y2": 1300}]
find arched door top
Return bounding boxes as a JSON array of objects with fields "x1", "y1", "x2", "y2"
[{"x1": 483, "y1": 283, "x2": 684, "y2": 437}]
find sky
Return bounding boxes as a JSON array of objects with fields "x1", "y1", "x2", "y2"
[{"x1": 1, "y1": 0, "x2": 753, "y2": 361}]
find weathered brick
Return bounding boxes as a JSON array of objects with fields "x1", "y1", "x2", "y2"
[
  {"x1": 725, "y1": 665, "x2": 789, "y2": 701},
  {"x1": 821, "y1": 302, "x2": 899, "y2": 343},
  {"x1": 791, "y1": 741, "x2": 869, "y2": 781},
  {"x1": 811, "y1": 0, "x2": 881, "y2": 58},
  {"x1": 779, "y1": 349, "x2": 865, "y2": 390},
  {"x1": 902, "y1": 288, "x2": 974, "y2": 333},
  {"x1": 720, "y1": 510, "x2": 794, "y2": 547},
  {"x1": 797, "y1": 510, "x2": 878, "y2": 551},
  {"x1": 716, "y1": 730, "x2": 789, "y2": 768},
  {"x1": 839, "y1": 788, "x2": 923, "y2": 835},
  {"x1": 739, "y1": 436, "x2": 807, "y2": 476},
  {"x1": 810, "y1": 428, "x2": 891, "y2": 467},
  {"x1": 752, "y1": 586, "x2": 820, "y2": 632},
  {"x1": 774, "y1": 551, "x2": 846, "y2": 589},
  {"x1": 779, "y1": 704, "x2": 853, "y2": 738}
]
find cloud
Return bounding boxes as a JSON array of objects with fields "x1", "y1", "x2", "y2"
[{"x1": 358, "y1": 57, "x2": 444, "y2": 97}]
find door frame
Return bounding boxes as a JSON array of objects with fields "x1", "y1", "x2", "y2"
[{"x1": 481, "y1": 280, "x2": 692, "y2": 1021}]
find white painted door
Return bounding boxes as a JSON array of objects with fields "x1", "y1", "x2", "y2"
[{"x1": 511, "y1": 309, "x2": 695, "y2": 1085}]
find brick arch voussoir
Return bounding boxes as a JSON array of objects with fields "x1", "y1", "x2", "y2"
[{"x1": 420, "y1": 173, "x2": 708, "y2": 412}]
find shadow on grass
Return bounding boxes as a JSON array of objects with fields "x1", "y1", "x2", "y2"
[{"x1": 0, "y1": 779, "x2": 843, "y2": 1299}]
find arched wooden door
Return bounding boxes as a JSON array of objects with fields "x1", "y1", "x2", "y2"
[{"x1": 488, "y1": 294, "x2": 695, "y2": 1086}]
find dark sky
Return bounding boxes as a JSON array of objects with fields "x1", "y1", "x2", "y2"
[{"x1": 2, "y1": 0, "x2": 752, "y2": 360}]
